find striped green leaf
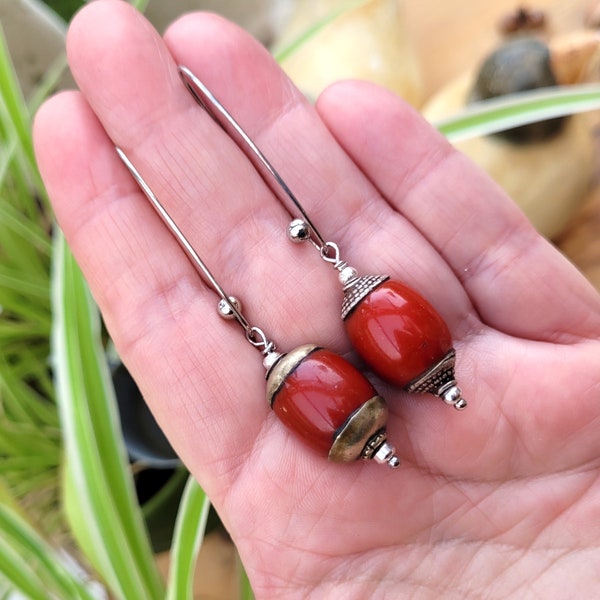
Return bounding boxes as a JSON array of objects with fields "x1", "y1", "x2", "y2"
[
  {"x1": 0, "y1": 488, "x2": 96, "y2": 600},
  {"x1": 51, "y1": 232, "x2": 164, "y2": 600},
  {"x1": 434, "y1": 84, "x2": 600, "y2": 142},
  {"x1": 166, "y1": 476, "x2": 210, "y2": 600}
]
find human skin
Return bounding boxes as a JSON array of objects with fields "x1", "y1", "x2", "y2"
[{"x1": 33, "y1": 1, "x2": 600, "y2": 597}]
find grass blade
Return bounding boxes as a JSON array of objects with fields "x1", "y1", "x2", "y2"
[
  {"x1": 0, "y1": 352, "x2": 57, "y2": 424},
  {"x1": 434, "y1": 83, "x2": 600, "y2": 142},
  {"x1": 166, "y1": 476, "x2": 210, "y2": 600},
  {"x1": 0, "y1": 198, "x2": 52, "y2": 256},
  {"x1": 52, "y1": 231, "x2": 164, "y2": 600}
]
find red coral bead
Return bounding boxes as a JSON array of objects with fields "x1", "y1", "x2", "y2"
[
  {"x1": 344, "y1": 279, "x2": 452, "y2": 387},
  {"x1": 267, "y1": 346, "x2": 378, "y2": 456}
]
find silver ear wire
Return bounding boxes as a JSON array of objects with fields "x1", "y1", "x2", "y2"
[
  {"x1": 176, "y1": 68, "x2": 467, "y2": 412},
  {"x1": 178, "y1": 65, "x2": 328, "y2": 250},
  {"x1": 115, "y1": 149, "x2": 401, "y2": 468},
  {"x1": 116, "y1": 147, "x2": 277, "y2": 357}
]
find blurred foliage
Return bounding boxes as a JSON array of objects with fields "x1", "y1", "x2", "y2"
[{"x1": 42, "y1": 0, "x2": 85, "y2": 22}]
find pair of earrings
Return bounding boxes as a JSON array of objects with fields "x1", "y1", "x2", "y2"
[{"x1": 117, "y1": 66, "x2": 467, "y2": 471}]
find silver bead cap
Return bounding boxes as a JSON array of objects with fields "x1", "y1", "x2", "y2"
[
  {"x1": 405, "y1": 349, "x2": 467, "y2": 410},
  {"x1": 341, "y1": 275, "x2": 389, "y2": 320}
]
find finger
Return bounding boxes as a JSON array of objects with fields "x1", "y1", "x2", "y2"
[
  {"x1": 33, "y1": 89, "x2": 279, "y2": 500},
  {"x1": 64, "y1": 0, "x2": 350, "y2": 352},
  {"x1": 163, "y1": 12, "x2": 475, "y2": 334},
  {"x1": 317, "y1": 81, "x2": 600, "y2": 342}
]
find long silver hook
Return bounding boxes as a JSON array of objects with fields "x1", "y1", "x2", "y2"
[
  {"x1": 116, "y1": 147, "x2": 277, "y2": 354},
  {"x1": 178, "y1": 65, "x2": 327, "y2": 250}
]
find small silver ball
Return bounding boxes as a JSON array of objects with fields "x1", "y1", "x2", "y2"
[
  {"x1": 338, "y1": 266, "x2": 358, "y2": 286},
  {"x1": 454, "y1": 398, "x2": 468, "y2": 411},
  {"x1": 373, "y1": 441, "x2": 400, "y2": 469},
  {"x1": 388, "y1": 456, "x2": 401, "y2": 469},
  {"x1": 287, "y1": 219, "x2": 311, "y2": 243},
  {"x1": 442, "y1": 385, "x2": 462, "y2": 406},
  {"x1": 263, "y1": 351, "x2": 282, "y2": 372},
  {"x1": 217, "y1": 296, "x2": 242, "y2": 320}
]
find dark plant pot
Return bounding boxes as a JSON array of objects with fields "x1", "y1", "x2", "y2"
[
  {"x1": 113, "y1": 362, "x2": 181, "y2": 469},
  {"x1": 113, "y1": 362, "x2": 182, "y2": 552},
  {"x1": 112, "y1": 363, "x2": 225, "y2": 552}
]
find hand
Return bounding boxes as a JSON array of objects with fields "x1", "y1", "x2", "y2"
[{"x1": 34, "y1": 1, "x2": 600, "y2": 597}]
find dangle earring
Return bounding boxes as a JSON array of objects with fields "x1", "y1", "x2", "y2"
[
  {"x1": 116, "y1": 148, "x2": 401, "y2": 468},
  {"x1": 179, "y1": 67, "x2": 467, "y2": 411}
]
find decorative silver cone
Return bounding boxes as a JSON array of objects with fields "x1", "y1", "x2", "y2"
[{"x1": 405, "y1": 349, "x2": 467, "y2": 410}]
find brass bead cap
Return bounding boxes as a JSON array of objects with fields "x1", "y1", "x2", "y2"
[
  {"x1": 265, "y1": 344, "x2": 319, "y2": 408},
  {"x1": 328, "y1": 395, "x2": 389, "y2": 463}
]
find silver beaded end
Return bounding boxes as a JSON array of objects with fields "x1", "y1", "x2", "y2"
[
  {"x1": 287, "y1": 219, "x2": 311, "y2": 243},
  {"x1": 217, "y1": 296, "x2": 242, "y2": 320},
  {"x1": 373, "y1": 442, "x2": 401, "y2": 469}
]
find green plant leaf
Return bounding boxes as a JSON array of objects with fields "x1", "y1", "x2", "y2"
[
  {"x1": 166, "y1": 476, "x2": 210, "y2": 600},
  {"x1": 433, "y1": 84, "x2": 600, "y2": 142},
  {"x1": 273, "y1": 0, "x2": 371, "y2": 63},
  {"x1": 0, "y1": 497, "x2": 97, "y2": 600},
  {"x1": 0, "y1": 25, "x2": 41, "y2": 186},
  {"x1": 239, "y1": 558, "x2": 254, "y2": 600},
  {"x1": 0, "y1": 535, "x2": 51, "y2": 600},
  {"x1": 0, "y1": 197, "x2": 52, "y2": 255},
  {"x1": 27, "y1": 52, "x2": 68, "y2": 114},
  {"x1": 52, "y1": 231, "x2": 164, "y2": 600},
  {"x1": 130, "y1": 0, "x2": 150, "y2": 12},
  {"x1": 141, "y1": 466, "x2": 189, "y2": 522},
  {"x1": 0, "y1": 353, "x2": 56, "y2": 425}
]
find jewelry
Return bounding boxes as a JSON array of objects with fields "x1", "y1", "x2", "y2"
[
  {"x1": 179, "y1": 67, "x2": 467, "y2": 411},
  {"x1": 116, "y1": 149, "x2": 400, "y2": 468}
]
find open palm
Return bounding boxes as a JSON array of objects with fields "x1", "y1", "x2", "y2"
[{"x1": 34, "y1": 2, "x2": 600, "y2": 597}]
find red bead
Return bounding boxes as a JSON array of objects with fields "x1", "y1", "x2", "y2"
[
  {"x1": 345, "y1": 280, "x2": 452, "y2": 387},
  {"x1": 269, "y1": 347, "x2": 377, "y2": 456}
]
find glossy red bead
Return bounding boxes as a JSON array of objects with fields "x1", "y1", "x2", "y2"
[
  {"x1": 271, "y1": 348, "x2": 377, "y2": 456},
  {"x1": 345, "y1": 280, "x2": 452, "y2": 387}
]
